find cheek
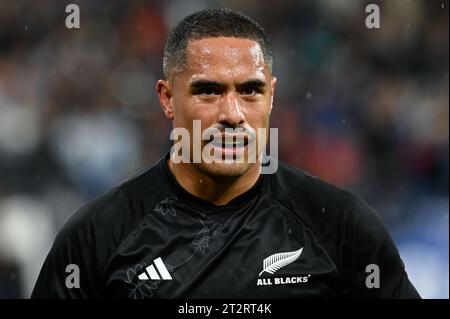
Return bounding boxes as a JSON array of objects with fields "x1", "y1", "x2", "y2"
[
  {"x1": 173, "y1": 97, "x2": 217, "y2": 130},
  {"x1": 243, "y1": 103, "x2": 271, "y2": 128},
  {"x1": 172, "y1": 102, "x2": 192, "y2": 132}
]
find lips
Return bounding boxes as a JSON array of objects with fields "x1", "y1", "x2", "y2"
[{"x1": 208, "y1": 134, "x2": 249, "y2": 148}]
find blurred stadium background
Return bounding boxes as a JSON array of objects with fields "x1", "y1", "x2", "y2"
[{"x1": 0, "y1": 0, "x2": 448, "y2": 298}]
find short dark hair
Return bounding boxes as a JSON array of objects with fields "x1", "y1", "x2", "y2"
[{"x1": 163, "y1": 8, "x2": 273, "y2": 79}]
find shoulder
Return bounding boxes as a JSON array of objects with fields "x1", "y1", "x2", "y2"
[
  {"x1": 267, "y1": 161, "x2": 383, "y2": 239},
  {"x1": 54, "y1": 158, "x2": 170, "y2": 257},
  {"x1": 269, "y1": 161, "x2": 369, "y2": 216}
]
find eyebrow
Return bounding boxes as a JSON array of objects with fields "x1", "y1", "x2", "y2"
[
  {"x1": 189, "y1": 80, "x2": 226, "y2": 89},
  {"x1": 236, "y1": 79, "x2": 266, "y2": 90},
  {"x1": 189, "y1": 79, "x2": 267, "y2": 89}
]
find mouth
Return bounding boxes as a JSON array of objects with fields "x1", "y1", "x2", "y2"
[{"x1": 208, "y1": 134, "x2": 249, "y2": 149}]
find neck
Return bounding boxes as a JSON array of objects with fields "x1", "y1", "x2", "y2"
[{"x1": 168, "y1": 160, "x2": 261, "y2": 206}]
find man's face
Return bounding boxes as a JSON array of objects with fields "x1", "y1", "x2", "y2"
[{"x1": 158, "y1": 37, "x2": 276, "y2": 178}]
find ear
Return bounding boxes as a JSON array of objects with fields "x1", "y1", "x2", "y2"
[
  {"x1": 269, "y1": 76, "x2": 277, "y2": 114},
  {"x1": 156, "y1": 79, "x2": 174, "y2": 120}
]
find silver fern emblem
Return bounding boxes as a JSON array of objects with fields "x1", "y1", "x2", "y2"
[{"x1": 258, "y1": 247, "x2": 303, "y2": 276}]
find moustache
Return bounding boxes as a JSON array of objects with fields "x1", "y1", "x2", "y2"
[{"x1": 201, "y1": 124, "x2": 257, "y2": 145}]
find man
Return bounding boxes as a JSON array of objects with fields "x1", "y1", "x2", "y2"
[{"x1": 32, "y1": 8, "x2": 420, "y2": 299}]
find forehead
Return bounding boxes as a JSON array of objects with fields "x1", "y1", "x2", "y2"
[{"x1": 182, "y1": 37, "x2": 268, "y2": 82}]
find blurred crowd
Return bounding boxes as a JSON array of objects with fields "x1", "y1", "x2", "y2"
[{"x1": 0, "y1": 0, "x2": 448, "y2": 298}]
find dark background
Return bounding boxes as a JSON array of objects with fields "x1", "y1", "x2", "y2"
[{"x1": 0, "y1": 0, "x2": 448, "y2": 298}]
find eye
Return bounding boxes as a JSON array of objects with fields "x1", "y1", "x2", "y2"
[
  {"x1": 240, "y1": 87, "x2": 262, "y2": 96},
  {"x1": 202, "y1": 88, "x2": 219, "y2": 95},
  {"x1": 241, "y1": 88, "x2": 257, "y2": 95},
  {"x1": 194, "y1": 87, "x2": 222, "y2": 96}
]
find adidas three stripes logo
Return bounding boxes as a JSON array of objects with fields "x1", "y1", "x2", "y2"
[{"x1": 138, "y1": 257, "x2": 172, "y2": 280}]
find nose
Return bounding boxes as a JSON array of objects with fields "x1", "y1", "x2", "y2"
[{"x1": 218, "y1": 92, "x2": 245, "y2": 128}]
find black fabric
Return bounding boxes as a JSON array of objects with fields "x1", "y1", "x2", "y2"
[{"x1": 31, "y1": 152, "x2": 420, "y2": 299}]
